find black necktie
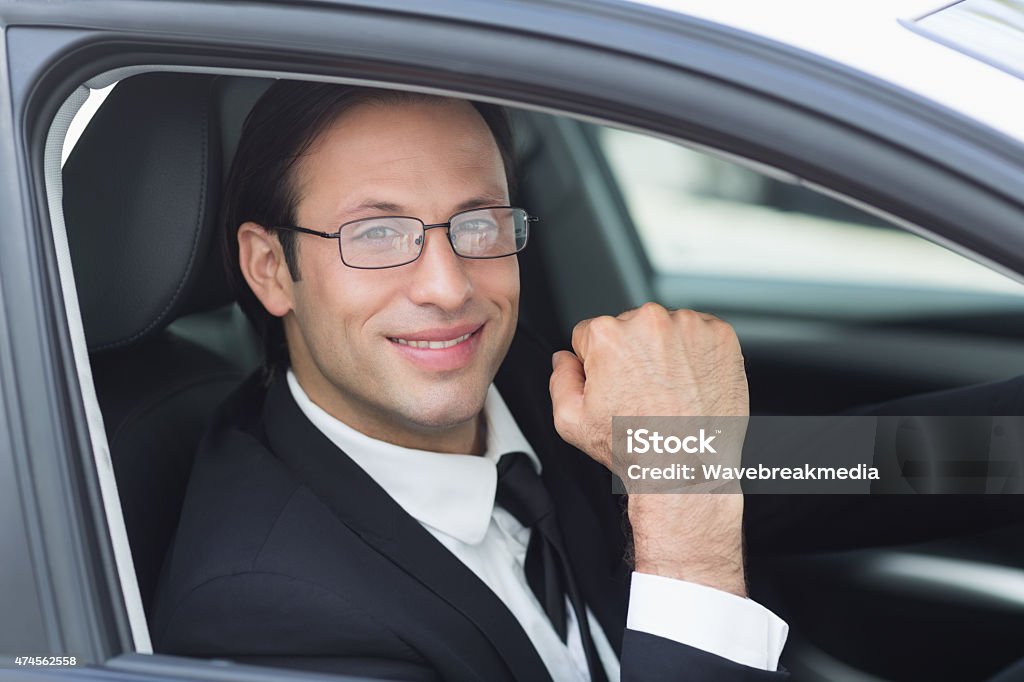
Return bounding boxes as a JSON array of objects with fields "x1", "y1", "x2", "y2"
[{"x1": 496, "y1": 452, "x2": 608, "y2": 682}]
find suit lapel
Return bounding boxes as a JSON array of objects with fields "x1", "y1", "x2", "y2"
[{"x1": 260, "y1": 377, "x2": 553, "y2": 682}]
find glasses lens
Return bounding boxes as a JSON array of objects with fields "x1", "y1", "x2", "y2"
[
  {"x1": 450, "y1": 208, "x2": 529, "y2": 258},
  {"x1": 339, "y1": 217, "x2": 423, "y2": 268}
]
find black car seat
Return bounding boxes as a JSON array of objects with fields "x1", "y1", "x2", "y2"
[{"x1": 62, "y1": 72, "x2": 271, "y2": 616}]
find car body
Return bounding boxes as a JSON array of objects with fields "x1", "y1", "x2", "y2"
[{"x1": 1, "y1": 1, "x2": 1023, "y2": 681}]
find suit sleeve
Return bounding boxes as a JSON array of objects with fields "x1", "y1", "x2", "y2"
[
  {"x1": 154, "y1": 572, "x2": 435, "y2": 680},
  {"x1": 620, "y1": 630, "x2": 788, "y2": 681}
]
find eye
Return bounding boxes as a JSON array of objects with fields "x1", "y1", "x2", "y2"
[
  {"x1": 456, "y1": 218, "x2": 498, "y2": 233},
  {"x1": 354, "y1": 225, "x2": 400, "y2": 241}
]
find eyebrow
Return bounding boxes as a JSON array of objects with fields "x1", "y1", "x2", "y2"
[{"x1": 338, "y1": 194, "x2": 510, "y2": 221}]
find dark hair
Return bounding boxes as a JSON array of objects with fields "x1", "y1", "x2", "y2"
[{"x1": 221, "y1": 80, "x2": 518, "y2": 380}]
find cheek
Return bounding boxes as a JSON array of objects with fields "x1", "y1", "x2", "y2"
[
  {"x1": 470, "y1": 258, "x2": 520, "y2": 311},
  {"x1": 295, "y1": 248, "x2": 381, "y2": 341},
  {"x1": 316, "y1": 280, "x2": 388, "y2": 339}
]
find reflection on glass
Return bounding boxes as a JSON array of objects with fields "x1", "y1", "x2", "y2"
[
  {"x1": 916, "y1": 0, "x2": 1024, "y2": 78},
  {"x1": 597, "y1": 125, "x2": 1024, "y2": 298}
]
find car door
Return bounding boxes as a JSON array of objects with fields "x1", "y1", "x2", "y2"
[
  {"x1": 2, "y1": 1, "x2": 1024, "y2": 681},
  {"x1": 560, "y1": 117, "x2": 1024, "y2": 681},
  {"x1": 508, "y1": 100, "x2": 1024, "y2": 680}
]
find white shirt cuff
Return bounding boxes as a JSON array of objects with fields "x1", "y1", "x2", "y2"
[{"x1": 626, "y1": 571, "x2": 789, "y2": 671}]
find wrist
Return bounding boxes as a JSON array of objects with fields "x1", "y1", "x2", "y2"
[
  {"x1": 633, "y1": 559, "x2": 747, "y2": 597},
  {"x1": 628, "y1": 494, "x2": 748, "y2": 597}
]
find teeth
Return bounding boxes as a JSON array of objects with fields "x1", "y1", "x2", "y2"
[{"x1": 391, "y1": 331, "x2": 473, "y2": 349}]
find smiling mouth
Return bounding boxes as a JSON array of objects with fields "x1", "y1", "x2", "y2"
[{"x1": 387, "y1": 327, "x2": 481, "y2": 350}]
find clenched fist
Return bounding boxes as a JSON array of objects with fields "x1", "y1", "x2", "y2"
[{"x1": 549, "y1": 302, "x2": 750, "y2": 596}]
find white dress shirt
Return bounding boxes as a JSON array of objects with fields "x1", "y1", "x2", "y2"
[{"x1": 287, "y1": 371, "x2": 788, "y2": 680}]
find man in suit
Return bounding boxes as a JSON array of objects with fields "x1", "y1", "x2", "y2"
[
  {"x1": 152, "y1": 79, "x2": 789, "y2": 680},
  {"x1": 151, "y1": 79, "x2": 1024, "y2": 680}
]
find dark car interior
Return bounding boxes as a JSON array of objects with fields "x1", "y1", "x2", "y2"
[{"x1": 61, "y1": 71, "x2": 1024, "y2": 682}]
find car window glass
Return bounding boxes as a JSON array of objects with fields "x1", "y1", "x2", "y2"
[{"x1": 596, "y1": 125, "x2": 1024, "y2": 319}]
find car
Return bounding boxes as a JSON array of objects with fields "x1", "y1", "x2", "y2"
[{"x1": 1, "y1": 0, "x2": 1023, "y2": 680}]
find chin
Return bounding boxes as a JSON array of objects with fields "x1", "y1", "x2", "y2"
[{"x1": 401, "y1": 385, "x2": 487, "y2": 431}]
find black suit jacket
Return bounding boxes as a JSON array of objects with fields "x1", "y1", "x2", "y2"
[
  {"x1": 152, "y1": 326, "x2": 1024, "y2": 680},
  {"x1": 151, "y1": 328, "x2": 787, "y2": 681}
]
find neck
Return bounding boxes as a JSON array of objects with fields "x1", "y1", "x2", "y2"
[{"x1": 288, "y1": 368, "x2": 487, "y2": 455}]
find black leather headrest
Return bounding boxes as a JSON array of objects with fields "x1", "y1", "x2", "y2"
[{"x1": 63, "y1": 73, "x2": 271, "y2": 352}]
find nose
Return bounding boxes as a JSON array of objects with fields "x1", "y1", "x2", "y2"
[{"x1": 406, "y1": 225, "x2": 473, "y2": 312}]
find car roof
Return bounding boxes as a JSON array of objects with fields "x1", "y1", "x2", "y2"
[{"x1": 626, "y1": 0, "x2": 1024, "y2": 143}]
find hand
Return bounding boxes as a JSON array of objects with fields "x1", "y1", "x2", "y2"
[{"x1": 549, "y1": 302, "x2": 749, "y2": 596}]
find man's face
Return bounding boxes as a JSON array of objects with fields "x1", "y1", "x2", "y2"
[{"x1": 281, "y1": 98, "x2": 519, "y2": 450}]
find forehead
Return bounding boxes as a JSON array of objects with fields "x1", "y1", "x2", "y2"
[
  {"x1": 307, "y1": 97, "x2": 502, "y2": 173},
  {"x1": 293, "y1": 96, "x2": 509, "y2": 213}
]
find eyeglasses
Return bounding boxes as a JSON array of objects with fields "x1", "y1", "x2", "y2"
[{"x1": 274, "y1": 206, "x2": 536, "y2": 269}]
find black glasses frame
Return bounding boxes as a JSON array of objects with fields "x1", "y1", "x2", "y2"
[{"x1": 273, "y1": 205, "x2": 536, "y2": 270}]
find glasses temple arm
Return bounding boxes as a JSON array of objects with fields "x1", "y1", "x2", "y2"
[{"x1": 273, "y1": 225, "x2": 340, "y2": 239}]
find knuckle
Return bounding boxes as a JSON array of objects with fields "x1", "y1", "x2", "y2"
[
  {"x1": 571, "y1": 320, "x2": 590, "y2": 353},
  {"x1": 672, "y1": 307, "x2": 699, "y2": 322},
  {"x1": 637, "y1": 301, "x2": 669, "y2": 319},
  {"x1": 551, "y1": 406, "x2": 563, "y2": 427},
  {"x1": 587, "y1": 314, "x2": 618, "y2": 340},
  {"x1": 718, "y1": 321, "x2": 740, "y2": 343},
  {"x1": 670, "y1": 308, "x2": 701, "y2": 331},
  {"x1": 552, "y1": 407, "x2": 572, "y2": 434},
  {"x1": 711, "y1": 316, "x2": 732, "y2": 333},
  {"x1": 637, "y1": 303, "x2": 674, "y2": 332}
]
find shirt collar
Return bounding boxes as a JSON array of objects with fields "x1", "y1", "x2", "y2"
[{"x1": 286, "y1": 369, "x2": 541, "y2": 545}]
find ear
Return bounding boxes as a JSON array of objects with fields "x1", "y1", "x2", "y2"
[{"x1": 237, "y1": 222, "x2": 295, "y2": 317}]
